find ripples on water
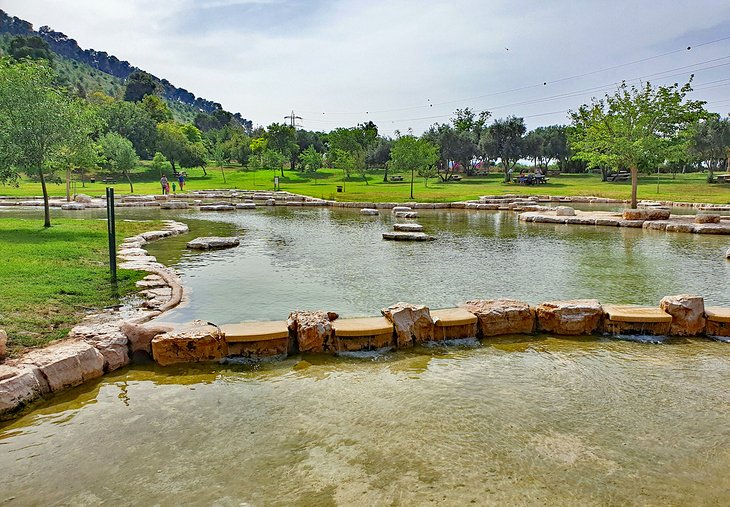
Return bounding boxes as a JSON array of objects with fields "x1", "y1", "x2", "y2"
[{"x1": 2, "y1": 338, "x2": 729, "y2": 505}]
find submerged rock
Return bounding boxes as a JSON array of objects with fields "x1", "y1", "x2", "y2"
[
  {"x1": 360, "y1": 208, "x2": 379, "y2": 215},
  {"x1": 186, "y1": 237, "x2": 240, "y2": 250},
  {"x1": 199, "y1": 204, "x2": 236, "y2": 211},
  {"x1": 381, "y1": 302, "x2": 433, "y2": 348}
]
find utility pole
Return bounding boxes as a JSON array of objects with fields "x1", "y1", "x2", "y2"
[{"x1": 284, "y1": 110, "x2": 302, "y2": 129}]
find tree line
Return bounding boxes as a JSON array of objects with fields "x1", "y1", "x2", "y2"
[{"x1": 0, "y1": 43, "x2": 728, "y2": 227}]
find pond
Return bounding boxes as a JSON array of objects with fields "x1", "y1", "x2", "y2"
[
  {"x1": 1, "y1": 337, "x2": 729, "y2": 505},
  {"x1": 1, "y1": 205, "x2": 729, "y2": 505}
]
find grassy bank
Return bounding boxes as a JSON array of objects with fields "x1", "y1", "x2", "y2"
[
  {"x1": 0, "y1": 218, "x2": 159, "y2": 355},
  {"x1": 1, "y1": 164, "x2": 728, "y2": 204}
]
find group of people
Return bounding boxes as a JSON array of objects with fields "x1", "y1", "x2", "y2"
[
  {"x1": 160, "y1": 173, "x2": 185, "y2": 194},
  {"x1": 512, "y1": 167, "x2": 546, "y2": 185}
]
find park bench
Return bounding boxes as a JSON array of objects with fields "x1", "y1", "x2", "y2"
[
  {"x1": 390, "y1": 175, "x2": 404, "y2": 182},
  {"x1": 606, "y1": 171, "x2": 630, "y2": 182},
  {"x1": 716, "y1": 174, "x2": 730, "y2": 183},
  {"x1": 448, "y1": 175, "x2": 462, "y2": 181}
]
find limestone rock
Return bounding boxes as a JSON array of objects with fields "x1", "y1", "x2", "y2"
[
  {"x1": 695, "y1": 214, "x2": 720, "y2": 224},
  {"x1": 199, "y1": 204, "x2": 236, "y2": 211},
  {"x1": 659, "y1": 294, "x2": 706, "y2": 336},
  {"x1": 536, "y1": 299, "x2": 603, "y2": 335},
  {"x1": 186, "y1": 236, "x2": 240, "y2": 250},
  {"x1": 236, "y1": 203, "x2": 256, "y2": 210},
  {"x1": 463, "y1": 299, "x2": 535, "y2": 336},
  {"x1": 555, "y1": 206, "x2": 575, "y2": 217},
  {"x1": 392, "y1": 206, "x2": 412, "y2": 212},
  {"x1": 151, "y1": 321, "x2": 227, "y2": 366},
  {"x1": 381, "y1": 302, "x2": 433, "y2": 348},
  {"x1": 393, "y1": 223, "x2": 424, "y2": 232},
  {"x1": 61, "y1": 203, "x2": 85, "y2": 210},
  {"x1": 69, "y1": 323, "x2": 130, "y2": 372},
  {"x1": 622, "y1": 209, "x2": 671, "y2": 221},
  {"x1": 287, "y1": 311, "x2": 333, "y2": 353},
  {"x1": 74, "y1": 194, "x2": 93, "y2": 204},
  {"x1": 382, "y1": 231, "x2": 434, "y2": 241},
  {"x1": 394, "y1": 211, "x2": 418, "y2": 218},
  {"x1": 20, "y1": 341, "x2": 105, "y2": 393},
  {"x1": 159, "y1": 201, "x2": 189, "y2": 210},
  {"x1": 0, "y1": 329, "x2": 6, "y2": 358},
  {"x1": 120, "y1": 321, "x2": 176, "y2": 354},
  {"x1": 0, "y1": 365, "x2": 45, "y2": 414},
  {"x1": 360, "y1": 208, "x2": 379, "y2": 215}
]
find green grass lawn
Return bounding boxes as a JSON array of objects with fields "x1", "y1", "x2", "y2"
[
  {"x1": 0, "y1": 218, "x2": 160, "y2": 355},
  {"x1": 1, "y1": 164, "x2": 728, "y2": 204}
]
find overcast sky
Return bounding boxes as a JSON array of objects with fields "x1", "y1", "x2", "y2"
[{"x1": 3, "y1": 0, "x2": 730, "y2": 135}]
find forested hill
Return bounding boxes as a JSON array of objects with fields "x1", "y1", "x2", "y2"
[{"x1": 0, "y1": 9, "x2": 251, "y2": 129}]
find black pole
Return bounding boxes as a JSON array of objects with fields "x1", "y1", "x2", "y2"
[
  {"x1": 106, "y1": 187, "x2": 117, "y2": 283},
  {"x1": 410, "y1": 167, "x2": 414, "y2": 199}
]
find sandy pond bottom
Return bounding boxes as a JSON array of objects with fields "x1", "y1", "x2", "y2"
[{"x1": 1, "y1": 336, "x2": 729, "y2": 506}]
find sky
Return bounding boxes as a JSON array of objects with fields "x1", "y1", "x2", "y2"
[{"x1": 3, "y1": 0, "x2": 730, "y2": 135}]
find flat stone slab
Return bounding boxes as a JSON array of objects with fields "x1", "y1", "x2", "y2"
[
  {"x1": 360, "y1": 208, "x2": 379, "y2": 215},
  {"x1": 603, "y1": 305, "x2": 672, "y2": 323},
  {"x1": 199, "y1": 205, "x2": 236, "y2": 211},
  {"x1": 382, "y1": 231, "x2": 434, "y2": 241},
  {"x1": 236, "y1": 203, "x2": 256, "y2": 209},
  {"x1": 394, "y1": 211, "x2": 418, "y2": 218},
  {"x1": 333, "y1": 317, "x2": 393, "y2": 337},
  {"x1": 431, "y1": 308, "x2": 478, "y2": 327},
  {"x1": 393, "y1": 223, "x2": 424, "y2": 232},
  {"x1": 221, "y1": 321, "x2": 289, "y2": 342},
  {"x1": 705, "y1": 307, "x2": 730, "y2": 323},
  {"x1": 186, "y1": 237, "x2": 240, "y2": 250},
  {"x1": 392, "y1": 206, "x2": 412, "y2": 212}
]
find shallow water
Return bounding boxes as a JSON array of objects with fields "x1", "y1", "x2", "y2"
[
  {"x1": 2, "y1": 337, "x2": 729, "y2": 506},
  {"x1": 140, "y1": 207, "x2": 729, "y2": 324}
]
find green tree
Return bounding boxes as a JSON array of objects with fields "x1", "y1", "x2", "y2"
[
  {"x1": 688, "y1": 114, "x2": 730, "y2": 182},
  {"x1": 99, "y1": 132, "x2": 139, "y2": 193},
  {"x1": 299, "y1": 145, "x2": 323, "y2": 173},
  {"x1": 123, "y1": 71, "x2": 158, "y2": 102},
  {"x1": 481, "y1": 116, "x2": 526, "y2": 182},
  {"x1": 156, "y1": 121, "x2": 189, "y2": 173},
  {"x1": 265, "y1": 123, "x2": 298, "y2": 176},
  {"x1": 0, "y1": 58, "x2": 97, "y2": 227},
  {"x1": 96, "y1": 97, "x2": 157, "y2": 158},
  {"x1": 569, "y1": 80, "x2": 706, "y2": 208},
  {"x1": 389, "y1": 135, "x2": 439, "y2": 198},
  {"x1": 8, "y1": 36, "x2": 53, "y2": 62},
  {"x1": 151, "y1": 151, "x2": 169, "y2": 176},
  {"x1": 424, "y1": 125, "x2": 477, "y2": 182},
  {"x1": 140, "y1": 94, "x2": 172, "y2": 123}
]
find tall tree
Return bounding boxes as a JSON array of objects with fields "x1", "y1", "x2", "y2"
[
  {"x1": 569, "y1": 80, "x2": 705, "y2": 208},
  {"x1": 481, "y1": 116, "x2": 526, "y2": 182},
  {"x1": 96, "y1": 97, "x2": 157, "y2": 158},
  {"x1": 0, "y1": 58, "x2": 97, "y2": 227},
  {"x1": 389, "y1": 135, "x2": 439, "y2": 198},
  {"x1": 265, "y1": 123, "x2": 297, "y2": 176},
  {"x1": 99, "y1": 132, "x2": 139, "y2": 193},
  {"x1": 123, "y1": 71, "x2": 158, "y2": 102},
  {"x1": 689, "y1": 114, "x2": 730, "y2": 182}
]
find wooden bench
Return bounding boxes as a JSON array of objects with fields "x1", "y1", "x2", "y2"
[
  {"x1": 606, "y1": 172, "x2": 630, "y2": 182},
  {"x1": 390, "y1": 175, "x2": 404, "y2": 182},
  {"x1": 715, "y1": 174, "x2": 730, "y2": 183}
]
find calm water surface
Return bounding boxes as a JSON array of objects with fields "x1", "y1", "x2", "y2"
[{"x1": 1, "y1": 337, "x2": 729, "y2": 505}]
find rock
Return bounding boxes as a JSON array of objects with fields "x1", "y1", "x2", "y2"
[
  {"x1": 381, "y1": 302, "x2": 433, "y2": 348},
  {"x1": 68, "y1": 323, "x2": 130, "y2": 372},
  {"x1": 555, "y1": 206, "x2": 575, "y2": 217},
  {"x1": 382, "y1": 231, "x2": 434, "y2": 241},
  {"x1": 727, "y1": 247, "x2": 730, "y2": 259},
  {"x1": 0, "y1": 329, "x2": 6, "y2": 358},
  {"x1": 74, "y1": 194, "x2": 93, "y2": 204},
  {"x1": 463, "y1": 299, "x2": 535, "y2": 336},
  {"x1": 186, "y1": 236, "x2": 240, "y2": 250},
  {"x1": 159, "y1": 201, "x2": 189, "y2": 210},
  {"x1": 695, "y1": 214, "x2": 720, "y2": 224},
  {"x1": 236, "y1": 203, "x2": 256, "y2": 210},
  {"x1": 659, "y1": 294, "x2": 706, "y2": 336},
  {"x1": 199, "y1": 204, "x2": 236, "y2": 211},
  {"x1": 392, "y1": 206, "x2": 412, "y2": 212},
  {"x1": 120, "y1": 321, "x2": 176, "y2": 354},
  {"x1": 61, "y1": 203, "x2": 85, "y2": 210},
  {"x1": 393, "y1": 223, "x2": 424, "y2": 232},
  {"x1": 395, "y1": 211, "x2": 418, "y2": 218},
  {"x1": 360, "y1": 208, "x2": 379, "y2": 215},
  {"x1": 622, "y1": 209, "x2": 671, "y2": 221},
  {"x1": 265, "y1": 199, "x2": 276, "y2": 206},
  {"x1": 287, "y1": 311, "x2": 333, "y2": 353},
  {"x1": 20, "y1": 341, "x2": 105, "y2": 393},
  {"x1": 536, "y1": 299, "x2": 603, "y2": 335},
  {"x1": 151, "y1": 321, "x2": 227, "y2": 366},
  {"x1": 0, "y1": 365, "x2": 45, "y2": 414}
]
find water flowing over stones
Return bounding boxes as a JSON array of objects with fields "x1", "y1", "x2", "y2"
[
  {"x1": 287, "y1": 311, "x2": 336, "y2": 353},
  {"x1": 151, "y1": 321, "x2": 227, "y2": 366},
  {"x1": 463, "y1": 299, "x2": 535, "y2": 336},
  {"x1": 186, "y1": 236, "x2": 240, "y2": 250},
  {"x1": 659, "y1": 295, "x2": 706, "y2": 336},
  {"x1": 536, "y1": 299, "x2": 603, "y2": 335},
  {"x1": 381, "y1": 302, "x2": 434, "y2": 347}
]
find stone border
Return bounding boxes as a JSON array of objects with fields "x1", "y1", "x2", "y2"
[{"x1": 0, "y1": 220, "x2": 189, "y2": 417}]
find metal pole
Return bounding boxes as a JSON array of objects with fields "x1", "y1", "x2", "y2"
[
  {"x1": 106, "y1": 187, "x2": 117, "y2": 283},
  {"x1": 410, "y1": 167, "x2": 414, "y2": 199}
]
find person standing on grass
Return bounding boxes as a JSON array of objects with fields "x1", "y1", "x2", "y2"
[
  {"x1": 178, "y1": 173, "x2": 185, "y2": 191},
  {"x1": 160, "y1": 174, "x2": 169, "y2": 195}
]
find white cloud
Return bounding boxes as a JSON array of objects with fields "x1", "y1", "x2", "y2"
[{"x1": 4, "y1": 0, "x2": 730, "y2": 134}]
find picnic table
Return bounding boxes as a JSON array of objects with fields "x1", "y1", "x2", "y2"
[
  {"x1": 515, "y1": 174, "x2": 548, "y2": 185},
  {"x1": 606, "y1": 171, "x2": 630, "y2": 182},
  {"x1": 390, "y1": 175, "x2": 404, "y2": 182},
  {"x1": 716, "y1": 174, "x2": 730, "y2": 183}
]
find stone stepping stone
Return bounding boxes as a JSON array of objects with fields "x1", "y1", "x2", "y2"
[
  {"x1": 360, "y1": 208, "x2": 379, "y2": 215},
  {"x1": 236, "y1": 203, "x2": 256, "y2": 210},
  {"x1": 393, "y1": 223, "x2": 423, "y2": 232},
  {"x1": 199, "y1": 204, "x2": 236, "y2": 211},
  {"x1": 392, "y1": 206, "x2": 412, "y2": 212},
  {"x1": 186, "y1": 236, "x2": 240, "y2": 250},
  {"x1": 395, "y1": 211, "x2": 418, "y2": 218},
  {"x1": 382, "y1": 231, "x2": 435, "y2": 241},
  {"x1": 160, "y1": 201, "x2": 189, "y2": 209}
]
